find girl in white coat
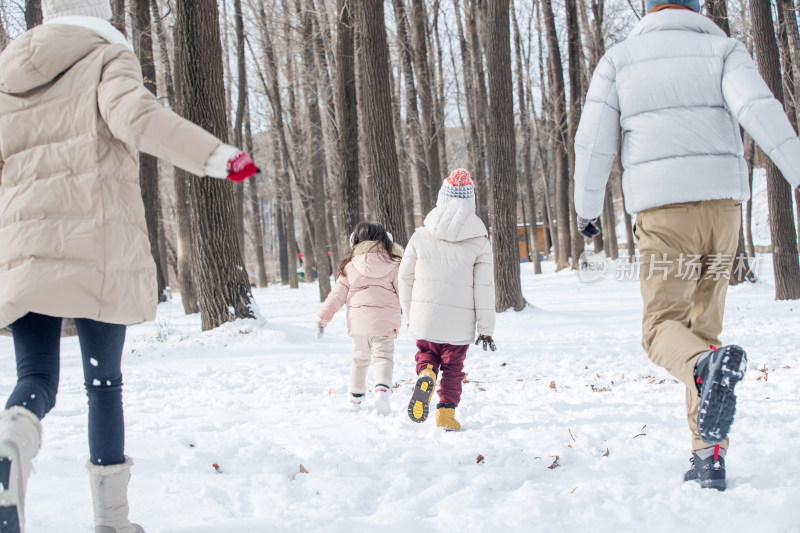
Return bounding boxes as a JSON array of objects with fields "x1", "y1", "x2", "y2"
[{"x1": 399, "y1": 169, "x2": 495, "y2": 431}]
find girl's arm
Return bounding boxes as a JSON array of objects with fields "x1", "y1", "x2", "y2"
[{"x1": 317, "y1": 275, "x2": 349, "y2": 326}]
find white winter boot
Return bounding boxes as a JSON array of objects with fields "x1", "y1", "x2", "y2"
[
  {"x1": 0, "y1": 406, "x2": 42, "y2": 533},
  {"x1": 87, "y1": 457, "x2": 145, "y2": 533}
]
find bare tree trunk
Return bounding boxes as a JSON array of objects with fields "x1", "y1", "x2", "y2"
[
  {"x1": 431, "y1": 1, "x2": 448, "y2": 175},
  {"x1": 751, "y1": 0, "x2": 800, "y2": 299},
  {"x1": 357, "y1": 0, "x2": 407, "y2": 245},
  {"x1": 779, "y1": 0, "x2": 800, "y2": 252},
  {"x1": 132, "y1": 0, "x2": 167, "y2": 302},
  {"x1": 392, "y1": 0, "x2": 434, "y2": 217},
  {"x1": 25, "y1": 0, "x2": 42, "y2": 29},
  {"x1": 453, "y1": 0, "x2": 486, "y2": 225},
  {"x1": 467, "y1": 0, "x2": 491, "y2": 226},
  {"x1": 301, "y1": 0, "x2": 332, "y2": 301},
  {"x1": 565, "y1": 0, "x2": 584, "y2": 269},
  {"x1": 255, "y1": 0, "x2": 298, "y2": 288},
  {"x1": 311, "y1": 0, "x2": 342, "y2": 264},
  {"x1": 335, "y1": 0, "x2": 361, "y2": 243},
  {"x1": 541, "y1": 0, "x2": 571, "y2": 271},
  {"x1": 111, "y1": 0, "x2": 124, "y2": 28},
  {"x1": 245, "y1": 102, "x2": 268, "y2": 288},
  {"x1": 410, "y1": 0, "x2": 442, "y2": 202},
  {"x1": 512, "y1": 1, "x2": 541, "y2": 274},
  {"x1": 391, "y1": 57, "x2": 416, "y2": 238},
  {"x1": 174, "y1": 0, "x2": 255, "y2": 329},
  {"x1": 745, "y1": 136, "x2": 756, "y2": 259},
  {"x1": 616, "y1": 158, "x2": 636, "y2": 262},
  {"x1": 602, "y1": 188, "x2": 618, "y2": 259},
  {"x1": 486, "y1": 0, "x2": 524, "y2": 311}
]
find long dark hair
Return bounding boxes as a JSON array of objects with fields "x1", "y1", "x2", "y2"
[{"x1": 337, "y1": 221, "x2": 401, "y2": 276}]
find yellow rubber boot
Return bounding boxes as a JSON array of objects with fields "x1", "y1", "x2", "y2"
[
  {"x1": 435, "y1": 407, "x2": 461, "y2": 432},
  {"x1": 407, "y1": 365, "x2": 437, "y2": 423}
]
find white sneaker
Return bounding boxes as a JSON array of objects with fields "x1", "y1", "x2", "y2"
[
  {"x1": 374, "y1": 385, "x2": 391, "y2": 416},
  {"x1": 347, "y1": 393, "x2": 363, "y2": 411}
]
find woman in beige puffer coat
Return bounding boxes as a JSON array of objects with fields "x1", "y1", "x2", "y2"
[{"x1": 0, "y1": 2, "x2": 257, "y2": 532}]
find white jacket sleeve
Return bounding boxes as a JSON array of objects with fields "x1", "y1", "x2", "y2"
[
  {"x1": 474, "y1": 238, "x2": 495, "y2": 336},
  {"x1": 398, "y1": 234, "x2": 417, "y2": 322},
  {"x1": 722, "y1": 41, "x2": 800, "y2": 189},
  {"x1": 574, "y1": 54, "x2": 621, "y2": 219}
]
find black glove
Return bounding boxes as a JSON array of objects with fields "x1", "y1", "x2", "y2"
[
  {"x1": 577, "y1": 216, "x2": 600, "y2": 239},
  {"x1": 475, "y1": 334, "x2": 497, "y2": 352}
]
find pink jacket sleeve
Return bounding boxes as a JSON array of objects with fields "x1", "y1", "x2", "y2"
[{"x1": 317, "y1": 275, "x2": 349, "y2": 326}]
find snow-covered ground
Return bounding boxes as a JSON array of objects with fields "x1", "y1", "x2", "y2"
[{"x1": 1, "y1": 257, "x2": 799, "y2": 532}]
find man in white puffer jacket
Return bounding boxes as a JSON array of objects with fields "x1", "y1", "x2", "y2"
[
  {"x1": 399, "y1": 169, "x2": 495, "y2": 431},
  {"x1": 574, "y1": 0, "x2": 800, "y2": 491}
]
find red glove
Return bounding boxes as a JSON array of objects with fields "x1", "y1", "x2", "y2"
[{"x1": 226, "y1": 151, "x2": 258, "y2": 182}]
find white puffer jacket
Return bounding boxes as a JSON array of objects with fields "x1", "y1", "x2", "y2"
[
  {"x1": 399, "y1": 198, "x2": 495, "y2": 346},
  {"x1": 574, "y1": 9, "x2": 800, "y2": 218}
]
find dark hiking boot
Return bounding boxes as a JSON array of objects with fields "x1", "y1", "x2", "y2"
[
  {"x1": 408, "y1": 365, "x2": 437, "y2": 423},
  {"x1": 695, "y1": 345, "x2": 747, "y2": 445},
  {"x1": 684, "y1": 445, "x2": 726, "y2": 491}
]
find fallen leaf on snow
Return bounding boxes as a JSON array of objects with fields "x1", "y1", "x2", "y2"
[
  {"x1": 603, "y1": 448, "x2": 610, "y2": 457},
  {"x1": 548, "y1": 456, "x2": 560, "y2": 469},
  {"x1": 570, "y1": 487, "x2": 578, "y2": 494},
  {"x1": 405, "y1": 378, "x2": 414, "y2": 384},
  {"x1": 299, "y1": 464, "x2": 309, "y2": 474},
  {"x1": 212, "y1": 463, "x2": 223, "y2": 474},
  {"x1": 477, "y1": 455, "x2": 485, "y2": 464},
  {"x1": 549, "y1": 381, "x2": 556, "y2": 390}
]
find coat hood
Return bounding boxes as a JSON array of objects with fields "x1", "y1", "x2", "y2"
[
  {"x1": 628, "y1": 9, "x2": 726, "y2": 40},
  {"x1": 0, "y1": 19, "x2": 127, "y2": 94},
  {"x1": 350, "y1": 241, "x2": 403, "y2": 278},
  {"x1": 423, "y1": 199, "x2": 488, "y2": 242}
]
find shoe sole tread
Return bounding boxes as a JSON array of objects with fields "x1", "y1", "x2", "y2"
[{"x1": 697, "y1": 345, "x2": 747, "y2": 445}]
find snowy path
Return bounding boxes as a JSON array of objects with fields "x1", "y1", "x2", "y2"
[{"x1": 2, "y1": 258, "x2": 799, "y2": 532}]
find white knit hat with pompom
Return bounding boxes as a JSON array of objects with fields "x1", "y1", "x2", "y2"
[{"x1": 42, "y1": 0, "x2": 113, "y2": 21}]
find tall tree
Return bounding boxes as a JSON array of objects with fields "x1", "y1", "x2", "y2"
[
  {"x1": 393, "y1": 0, "x2": 434, "y2": 216},
  {"x1": 410, "y1": 0, "x2": 442, "y2": 199},
  {"x1": 541, "y1": 0, "x2": 571, "y2": 270},
  {"x1": 565, "y1": 0, "x2": 584, "y2": 268},
  {"x1": 467, "y1": 0, "x2": 492, "y2": 226},
  {"x1": 778, "y1": 0, "x2": 800, "y2": 251},
  {"x1": 357, "y1": 0, "x2": 408, "y2": 245},
  {"x1": 453, "y1": 0, "x2": 487, "y2": 225},
  {"x1": 232, "y1": 0, "x2": 266, "y2": 288},
  {"x1": 750, "y1": 0, "x2": 800, "y2": 299},
  {"x1": 512, "y1": 1, "x2": 541, "y2": 274},
  {"x1": 334, "y1": 0, "x2": 361, "y2": 244},
  {"x1": 255, "y1": 0, "x2": 299, "y2": 288},
  {"x1": 132, "y1": 0, "x2": 167, "y2": 302},
  {"x1": 301, "y1": 0, "x2": 333, "y2": 301},
  {"x1": 486, "y1": 0, "x2": 524, "y2": 311},
  {"x1": 25, "y1": 0, "x2": 42, "y2": 29},
  {"x1": 111, "y1": 0, "x2": 125, "y2": 28},
  {"x1": 174, "y1": 0, "x2": 255, "y2": 329}
]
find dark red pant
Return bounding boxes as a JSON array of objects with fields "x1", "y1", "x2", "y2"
[{"x1": 415, "y1": 340, "x2": 469, "y2": 407}]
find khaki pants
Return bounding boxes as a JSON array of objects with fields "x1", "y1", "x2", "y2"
[
  {"x1": 634, "y1": 199, "x2": 741, "y2": 451},
  {"x1": 349, "y1": 336, "x2": 395, "y2": 394}
]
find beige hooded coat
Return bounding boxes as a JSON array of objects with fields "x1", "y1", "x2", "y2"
[{"x1": 0, "y1": 22, "x2": 223, "y2": 328}]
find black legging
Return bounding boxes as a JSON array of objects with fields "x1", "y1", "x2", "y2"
[{"x1": 5, "y1": 312, "x2": 127, "y2": 466}]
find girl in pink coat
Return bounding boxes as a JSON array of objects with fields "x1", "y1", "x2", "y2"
[{"x1": 316, "y1": 222, "x2": 403, "y2": 415}]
